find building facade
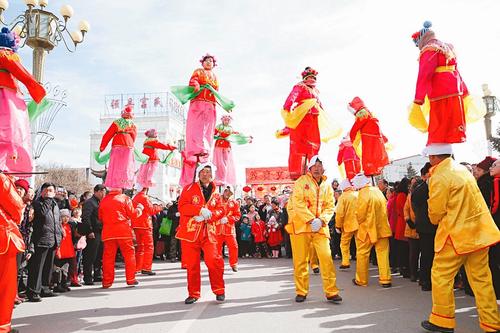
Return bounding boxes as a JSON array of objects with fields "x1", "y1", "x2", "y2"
[
  {"x1": 89, "y1": 92, "x2": 185, "y2": 202},
  {"x1": 382, "y1": 154, "x2": 428, "y2": 183}
]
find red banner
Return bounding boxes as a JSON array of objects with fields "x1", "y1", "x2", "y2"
[{"x1": 245, "y1": 167, "x2": 293, "y2": 185}]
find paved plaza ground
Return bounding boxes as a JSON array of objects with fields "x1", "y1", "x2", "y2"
[{"x1": 13, "y1": 258, "x2": 488, "y2": 333}]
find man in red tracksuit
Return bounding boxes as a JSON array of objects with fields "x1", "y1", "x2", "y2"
[
  {"x1": 98, "y1": 189, "x2": 143, "y2": 288},
  {"x1": 175, "y1": 163, "x2": 226, "y2": 304},
  {"x1": 0, "y1": 173, "x2": 25, "y2": 333},
  {"x1": 215, "y1": 185, "x2": 241, "y2": 272},
  {"x1": 132, "y1": 188, "x2": 163, "y2": 275}
]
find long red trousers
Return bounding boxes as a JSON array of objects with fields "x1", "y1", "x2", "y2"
[
  {"x1": 289, "y1": 113, "x2": 320, "y2": 180},
  {"x1": 181, "y1": 231, "x2": 225, "y2": 298},
  {"x1": 216, "y1": 234, "x2": 239, "y2": 267},
  {"x1": 0, "y1": 244, "x2": 18, "y2": 333},
  {"x1": 134, "y1": 228, "x2": 153, "y2": 272},
  {"x1": 102, "y1": 239, "x2": 136, "y2": 288}
]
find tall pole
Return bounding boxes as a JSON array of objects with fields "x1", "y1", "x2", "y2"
[
  {"x1": 32, "y1": 47, "x2": 46, "y2": 83},
  {"x1": 482, "y1": 84, "x2": 497, "y2": 156}
]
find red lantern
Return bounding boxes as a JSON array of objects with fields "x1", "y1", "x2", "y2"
[
  {"x1": 242, "y1": 185, "x2": 252, "y2": 193},
  {"x1": 257, "y1": 185, "x2": 264, "y2": 192},
  {"x1": 270, "y1": 186, "x2": 277, "y2": 192}
]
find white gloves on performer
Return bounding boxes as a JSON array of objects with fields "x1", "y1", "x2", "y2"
[
  {"x1": 310, "y1": 218, "x2": 323, "y2": 232},
  {"x1": 200, "y1": 207, "x2": 212, "y2": 220},
  {"x1": 194, "y1": 215, "x2": 205, "y2": 222},
  {"x1": 335, "y1": 228, "x2": 342, "y2": 234},
  {"x1": 220, "y1": 217, "x2": 228, "y2": 224}
]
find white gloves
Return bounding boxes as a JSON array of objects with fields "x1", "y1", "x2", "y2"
[
  {"x1": 175, "y1": 212, "x2": 180, "y2": 217},
  {"x1": 220, "y1": 217, "x2": 228, "y2": 224},
  {"x1": 200, "y1": 207, "x2": 212, "y2": 220},
  {"x1": 335, "y1": 228, "x2": 342, "y2": 234},
  {"x1": 310, "y1": 218, "x2": 323, "y2": 232},
  {"x1": 194, "y1": 215, "x2": 205, "y2": 222}
]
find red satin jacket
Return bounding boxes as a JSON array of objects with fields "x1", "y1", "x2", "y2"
[
  {"x1": 175, "y1": 182, "x2": 224, "y2": 242},
  {"x1": 131, "y1": 191, "x2": 162, "y2": 229},
  {"x1": 0, "y1": 173, "x2": 25, "y2": 254},
  {"x1": 99, "y1": 118, "x2": 137, "y2": 151},
  {"x1": 0, "y1": 49, "x2": 46, "y2": 103},
  {"x1": 142, "y1": 138, "x2": 176, "y2": 162},
  {"x1": 215, "y1": 198, "x2": 241, "y2": 236},
  {"x1": 56, "y1": 223, "x2": 75, "y2": 259},
  {"x1": 214, "y1": 125, "x2": 237, "y2": 149},
  {"x1": 189, "y1": 68, "x2": 219, "y2": 104},
  {"x1": 98, "y1": 191, "x2": 140, "y2": 241},
  {"x1": 414, "y1": 41, "x2": 469, "y2": 104},
  {"x1": 283, "y1": 82, "x2": 322, "y2": 115}
]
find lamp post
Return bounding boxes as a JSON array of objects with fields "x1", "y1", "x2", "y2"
[
  {"x1": 0, "y1": 0, "x2": 90, "y2": 82},
  {"x1": 482, "y1": 84, "x2": 499, "y2": 155}
]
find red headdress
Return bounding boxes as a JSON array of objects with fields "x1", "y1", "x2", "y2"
[
  {"x1": 199, "y1": 53, "x2": 217, "y2": 66},
  {"x1": 301, "y1": 66, "x2": 318, "y2": 79}
]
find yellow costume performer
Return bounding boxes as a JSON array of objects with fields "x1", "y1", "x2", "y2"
[
  {"x1": 421, "y1": 147, "x2": 500, "y2": 333},
  {"x1": 285, "y1": 156, "x2": 342, "y2": 303},
  {"x1": 351, "y1": 173, "x2": 392, "y2": 287},
  {"x1": 335, "y1": 179, "x2": 359, "y2": 269}
]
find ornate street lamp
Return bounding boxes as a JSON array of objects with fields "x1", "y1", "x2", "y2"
[
  {"x1": 0, "y1": 0, "x2": 90, "y2": 82},
  {"x1": 482, "y1": 84, "x2": 499, "y2": 155}
]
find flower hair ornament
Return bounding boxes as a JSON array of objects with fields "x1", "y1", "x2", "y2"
[
  {"x1": 199, "y1": 53, "x2": 217, "y2": 67},
  {"x1": 301, "y1": 66, "x2": 318, "y2": 79}
]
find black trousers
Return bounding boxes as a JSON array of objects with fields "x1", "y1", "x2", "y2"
[
  {"x1": 27, "y1": 246, "x2": 56, "y2": 296},
  {"x1": 489, "y1": 244, "x2": 500, "y2": 299},
  {"x1": 389, "y1": 237, "x2": 397, "y2": 268},
  {"x1": 408, "y1": 238, "x2": 420, "y2": 279},
  {"x1": 418, "y1": 233, "x2": 435, "y2": 288},
  {"x1": 396, "y1": 239, "x2": 409, "y2": 276},
  {"x1": 82, "y1": 233, "x2": 103, "y2": 283}
]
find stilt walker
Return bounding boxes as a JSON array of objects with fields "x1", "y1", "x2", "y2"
[
  {"x1": 175, "y1": 163, "x2": 226, "y2": 304},
  {"x1": 337, "y1": 136, "x2": 361, "y2": 181},
  {"x1": 213, "y1": 115, "x2": 252, "y2": 186},
  {"x1": 0, "y1": 27, "x2": 46, "y2": 174},
  {"x1": 98, "y1": 105, "x2": 137, "y2": 190},
  {"x1": 215, "y1": 185, "x2": 241, "y2": 272},
  {"x1": 171, "y1": 54, "x2": 235, "y2": 187},
  {"x1": 0, "y1": 173, "x2": 25, "y2": 333},
  {"x1": 136, "y1": 129, "x2": 176, "y2": 189},
  {"x1": 276, "y1": 67, "x2": 341, "y2": 180},
  {"x1": 348, "y1": 97, "x2": 389, "y2": 176}
]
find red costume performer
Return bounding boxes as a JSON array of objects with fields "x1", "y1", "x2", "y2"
[
  {"x1": 99, "y1": 106, "x2": 137, "y2": 189},
  {"x1": 132, "y1": 188, "x2": 162, "y2": 275},
  {"x1": 278, "y1": 67, "x2": 340, "y2": 180},
  {"x1": 0, "y1": 173, "x2": 25, "y2": 333},
  {"x1": 337, "y1": 136, "x2": 361, "y2": 181},
  {"x1": 175, "y1": 163, "x2": 226, "y2": 303},
  {"x1": 348, "y1": 97, "x2": 389, "y2": 176},
  {"x1": 98, "y1": 189, "x2": 142, "y2": 288},
  {"x1": 215, "y1": 186, "x2": 241, "y2": 271},
  {"x1": 409, "y1": 21, "x2": 473, "y2": 147},
  {"x1": 136, "y1": 129, "x2": 176, "y2": 189},
  {"x1": 0, "y1": 27, "x2": 46, "y2": 174}
]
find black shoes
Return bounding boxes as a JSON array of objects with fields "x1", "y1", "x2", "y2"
[
  {"x1": 184, "y1": 297, "x2": 199, "y2": 304},
  {"x1": 312, "y1": 268, "x2": 320, "y2": 274},
  {"x1": 295, "y1": 295, "x2": 307, "y2": 302},
  {"x1": 339, "y1": 265, "x2": 350, "y2": 269},
  {"x1": 53, "y1": 285, "x2": 68, "y2": 293},
  {"x1": 93, "y1": 277, "x2": 103, "y2": 282},
  {"x1": 127, "y1": 280, "x2": 139, "y2": 286},
  {"x1": 26, "y1": 294, "x2": 41, "y2": 302},
  {"x1": 231, "y1": 265, "x2": 238, "y2": 272},
  {"x1": 216, "y1": 294, "x2": 225, "y2": 302},
  {"x1": 40, "y1": 290, "x2": 58, "y2": 298},
  {"x1": 421, "y1": 285, "x2": 432, "y2": 291},
  {"x1": 352, "y1": 278, "x2": 362, "y2": 286},
  {"x1": 381, "y1": 283, "x2": 392, "y2": 288},
  {"x1": 326, "y1": 294, "x2": 343, "y2": 304},
  {"x1": 84, "y1": 281, "x2": 95, "y2": 286},
  {"x1": 421, "y1": 320, "x2": 454, "y2": 333},
  {"x1": 141, "y1": 270, "x2": 156, "y2": 276}
]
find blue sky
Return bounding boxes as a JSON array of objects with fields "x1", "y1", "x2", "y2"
[{"x1": 6, "y1": 0, "x2": 500, "y2": 183}]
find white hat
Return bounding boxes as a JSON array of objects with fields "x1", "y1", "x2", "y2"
[
  {"x1": 60, "y1": 209, "x2": 71, "y2": 218},
  {"x1": 351, "y1": 173, "x2": 371, "y2": 190},
  {"x1": 339, "y1": 179, "x2": 353, "y2": 191},
  {"x1": 308, "y1": 155, "x2": 323, "y2": 169},
  {"x1": 422, "y1": 143, "x2": 453, "y2": 156},
  {"x1": 195, "y1": 162, "x2": 216, "y2": 179}
]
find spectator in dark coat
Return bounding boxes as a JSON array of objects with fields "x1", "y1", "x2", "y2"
[
  {"x1": 167, "y1": 198, "x2": 181, "y2": 262},
  {"x1": 26, "y1": 183, "x2": 62, "y2": 302},
  {"x1": 475, "y1": 156, "x2": 496, "y2": 209}
]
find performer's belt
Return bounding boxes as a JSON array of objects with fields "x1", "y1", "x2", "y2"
[
  {"x1": 435, "y1": 65, "x2": 456, "y2": 73},
  {"x1": 0, "y1": 69, "x2": 7, "y2": 73},
  {"x1": 116, "y1": 131, "x2": 130, "y2": 135},
  {"x1": 144, "y1": 145, "x2": 154, "y2": 149}
]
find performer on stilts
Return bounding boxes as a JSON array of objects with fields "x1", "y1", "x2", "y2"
[
  {"x1": 213, "y1": 115, "x2": 252, "y2": 186},
  {"x1": 0, "y1": 27, "x2": 46, "y2": 174},
  {"x1": 171, "y1": 54, "x2": 235, "y2": 188},
  {"x1": 276, "y1": 67, "x2": 341, "y2": 180},
  {"x1": 215, "y1": 185, "x2": 241, "y2": 272},
  {"x1": 0, "y1": 173, "x2": 25, "y2": 333},
  {"x1": 99, "y1": 105, "x2": 137, "y2": 190},
  {"x1": 136, "y1": 128, "x2": 176, "y2": 189},
  {"x1": 337, "y1": 136, "x2": 361, "y2": 181},
  {"x1": 175, "y1": 163, "x2": 226, "y2": 304},
  {"x1": 348, "y1": 96, "x2": 389, "y2": 179}
]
